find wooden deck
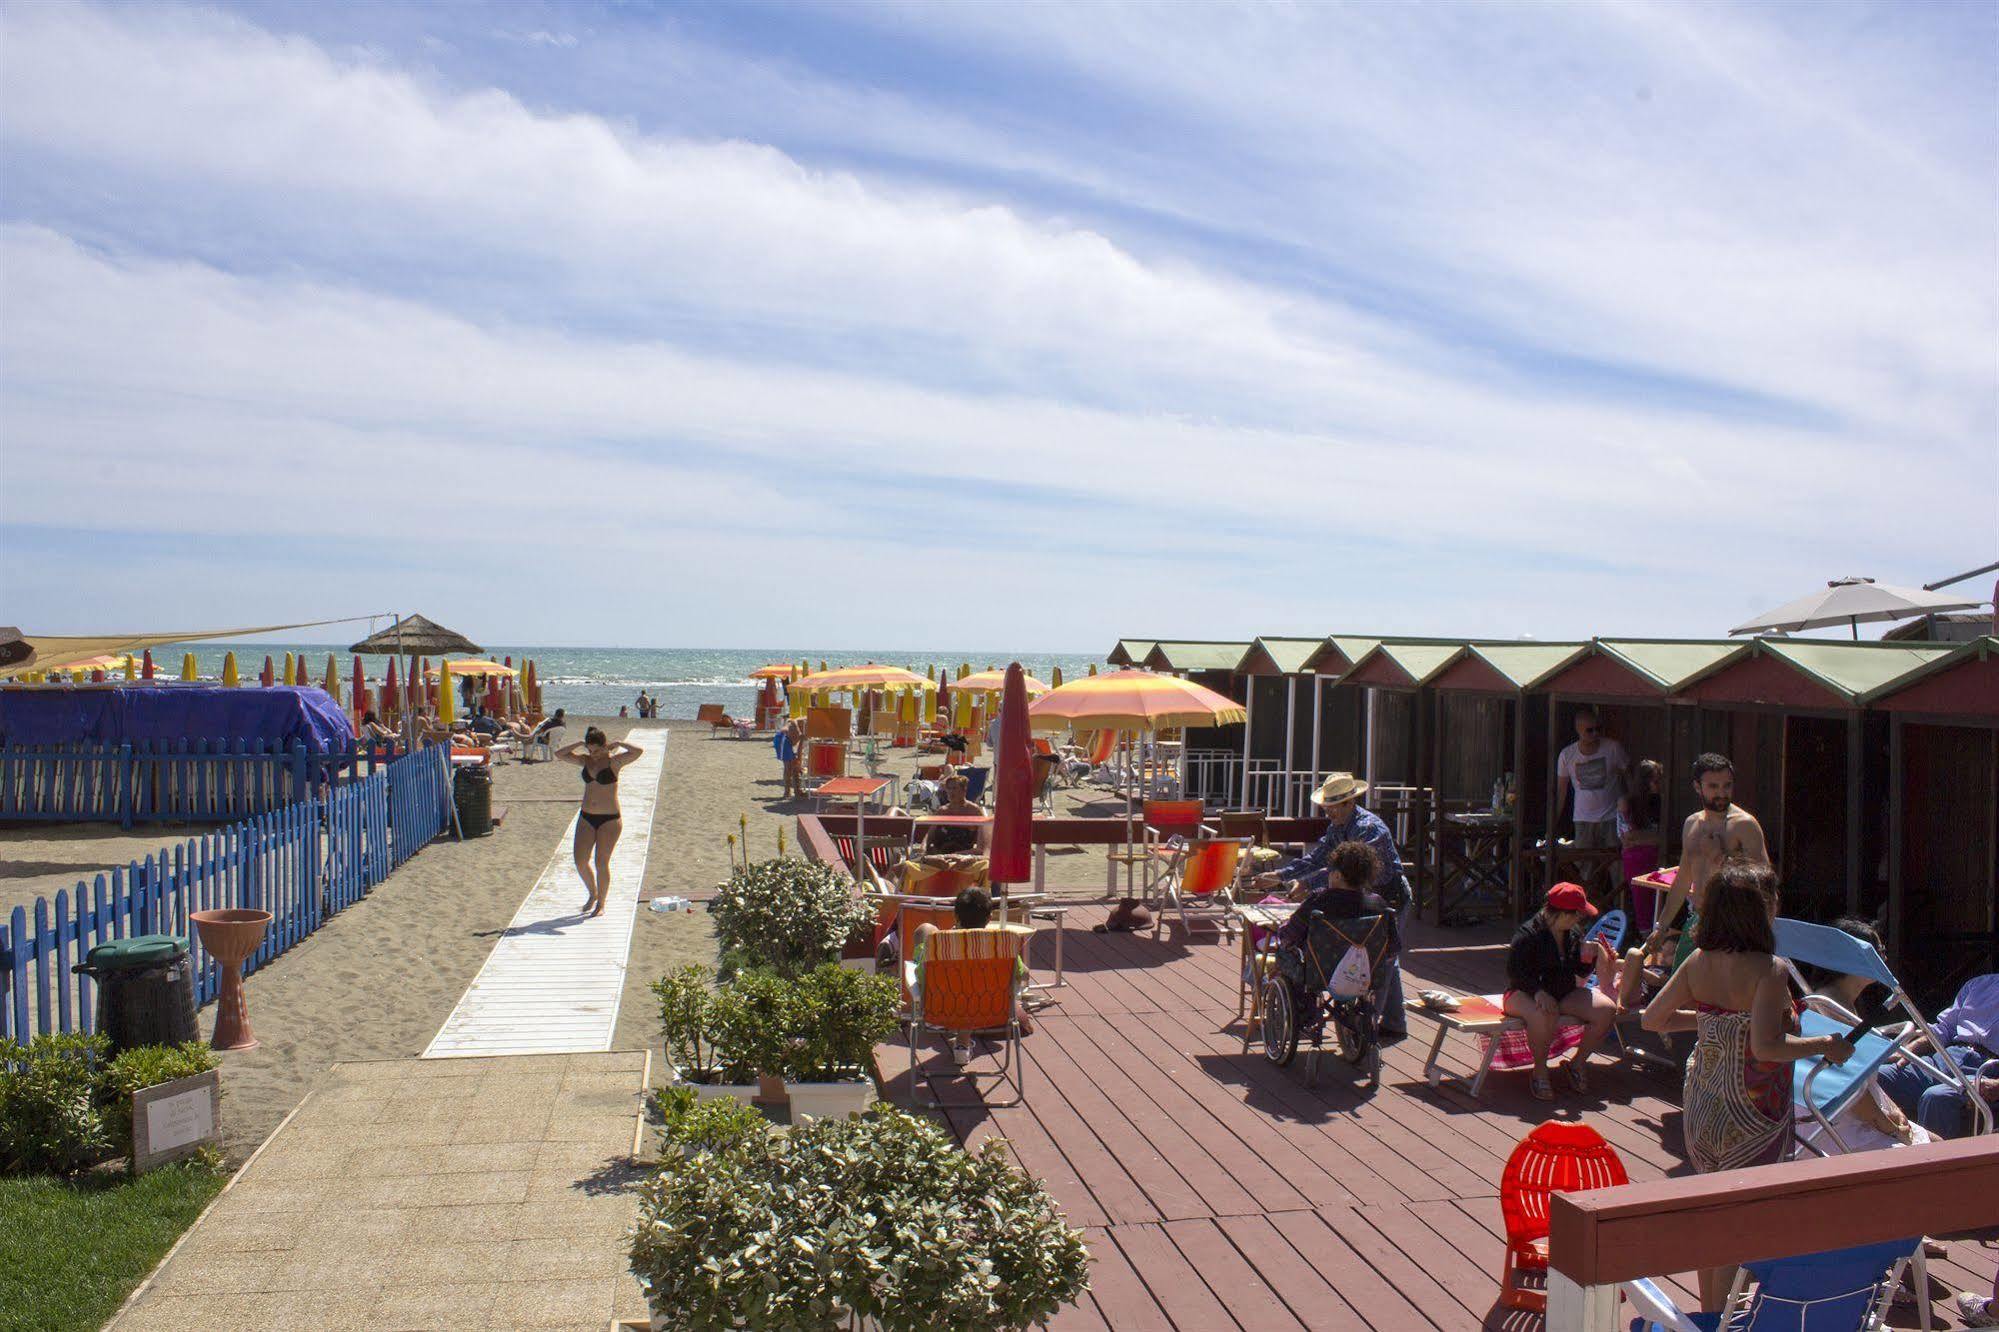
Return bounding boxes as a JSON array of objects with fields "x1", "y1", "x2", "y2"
[{"x1": 879, "y1": 903, "x2": 1997, "y2": 1331}]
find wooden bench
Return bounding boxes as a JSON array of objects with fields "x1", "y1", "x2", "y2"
[{"x1": 1412, "y1": 993, "x2": 1647, "y2": 1098}]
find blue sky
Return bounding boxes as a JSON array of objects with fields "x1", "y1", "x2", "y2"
[{"x1": 1, "y1": 0, "x2": 1993, "y2": 649}]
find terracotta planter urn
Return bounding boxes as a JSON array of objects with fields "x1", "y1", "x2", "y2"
[{"x1": 191, "y1": 909, "x2": 273, "y2": 1051}]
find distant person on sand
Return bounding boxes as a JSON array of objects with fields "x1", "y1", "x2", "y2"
[
  {"x1": 358, "y1": 710, "x2": 396, "y2": 745},
  {"x1": 773, "y1": 719, "x2": 804, "y2": 799},
  {"x1": 557, "y1": 727, "x2": 644, "y2": 917}
]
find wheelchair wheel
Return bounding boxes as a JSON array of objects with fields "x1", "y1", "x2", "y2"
[
  {"x1": 1260, "y1": 976, "x2": 1299, "y2": 1067},
  {"x1": 1332, "y1": 1004, "x2": 1382, "y2": 1087}
]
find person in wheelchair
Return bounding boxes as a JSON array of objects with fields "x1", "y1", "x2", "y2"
[
  {"x1": 1262, "y1": 841, "x2": 1404, "y2": 1083},
  {"x1": 1273, "y1": 841, "x2": 1408, "y2": 1045}
]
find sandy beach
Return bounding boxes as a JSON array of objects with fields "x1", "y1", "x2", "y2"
[{"x1": 0, "y1": 717, "x2": 1131, "y2": 1162}]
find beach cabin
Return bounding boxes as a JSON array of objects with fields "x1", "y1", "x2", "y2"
[
  {"x1": 1865, "y1": 636, "x2": 1999, "y2": 1000},
  {"x1": 1103, "y1": 639, "x2": 1158, "y2": 669},
  {"x1": 1296, "y1": 635, "x2": 1379, "y2": 801},
  {"x1": 1424, "y1": 642, "x2": 1587, "y2": 920},
  {"x1": 1139, "y1": 640, "x2": 1249, "y2": 804},
  {"x1": 1673, "y1": 638, "x2": 1957, "y2": 927},
  {"x1": 1232, "y1": 636, "x2": 1333, "y2": 817}
]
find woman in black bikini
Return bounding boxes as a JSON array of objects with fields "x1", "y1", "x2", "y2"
[{"x1": 557, "y1": 727, "x2": 644, "y2": 916}]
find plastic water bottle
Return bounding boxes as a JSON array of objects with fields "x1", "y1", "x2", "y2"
[{"x1": 649, "y1": 895, "x2": 689, "y2": 913}]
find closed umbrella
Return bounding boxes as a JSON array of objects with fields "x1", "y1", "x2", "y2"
[
  {"x1": 990, "y1": 664, "x2": 1034, "y2": 888},
  {"x1": 260, "y1": 655, "x2": 274, "y2": 687},
  {"x1": 383, "y1": 657, "x2": 401, "y2": 715},
  {"x1": 181, "y1": 652, "x2": 198, "y2": 682},
  {"x1": 1051, "y1": 666, "x2": 1063, "y2": 688},
  {"x1": 141, "y1": 649, "x2": 154, "y2": 680},
  {"x1": 221, "y1": 652, "x2": 239, "y2": 687},
  {"x1": 322, "y1": 654, "x2": 340, "y2": 703},
  {"x1": 438, "y1": 659, "x2": 455, "y2": 726},
  {"x1": 1731, "y1": 577, "x2": 1985, "y2": 639},
  {"x1": 123, "y1": 654, "x2": 137, "y2": 681},
  {"x1": 352, "y1": 656, "x2": 366, "y2": 716}
]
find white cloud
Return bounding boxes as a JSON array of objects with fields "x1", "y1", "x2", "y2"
[{"x1": 0, "y1": 1, "x2": 1990, "y2": 644}]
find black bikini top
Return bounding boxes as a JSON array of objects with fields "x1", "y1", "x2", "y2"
[{"x1": 581, "y1": 765, "x2": 618, "y2": 786}]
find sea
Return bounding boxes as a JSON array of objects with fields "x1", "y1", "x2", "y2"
[{"x1": 172, "y1": 645, "x2": 1111, "y2": 720}]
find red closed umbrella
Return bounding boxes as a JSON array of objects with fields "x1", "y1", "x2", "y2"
[
  {"x1": 484, "y1": 673, "x2": 502, "y2": 713},
  {"x1": 141, "y1": 649, "x2": 155, "y2": 680},
  {"x1": 383, "y1": 657, "x2": 400, "y2": 714},
  {"x1": 351, "y1": 656, "x2": 366, "y2": 714},
  {"x1": 260, "y1": 655, "x2": 275, "y2": 687},
  {"x1": 989, "y1": 662, "x2": 1035, "y2": 886}
]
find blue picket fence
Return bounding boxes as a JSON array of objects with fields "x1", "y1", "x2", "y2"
[
  {"x1": 0, "y1": 738, "x2": 401, "y2": 828},
  {"x1": 0, "y1": 744, "x2": 451, "y2": 1044}
]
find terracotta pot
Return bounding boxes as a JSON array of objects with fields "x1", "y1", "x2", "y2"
[
  {"x1": 191, "y1": 909, "x2": 272, "y2": 1051},
  {"x1": 753, "y1": 1072, "x2": 788, "y2": 1107}
]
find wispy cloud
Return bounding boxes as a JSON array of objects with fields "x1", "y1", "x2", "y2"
[{"x1": 0, "y1": 0, "x2": 1990, "y2": 647}]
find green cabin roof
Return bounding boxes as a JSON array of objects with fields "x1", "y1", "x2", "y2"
[
  {"x1": 1453, "y1": 642, "x2": 1589, "y2": 690},
  {"x1": 1145, "y1": 640, "x2": 1253, "y2": 673},
  {"x1": 1594, "y1": 640, "x2": 1749, "y2": 692},
  {"x1": 1756, "y1": 640, "x2": 1960, "y2": 703},
  {"x1": 1107, "y1": 639, "x2": 1158, "y2": 667},
  {"x1": 1239, "y1": 637, "x2": 1327, "y2": 676}
]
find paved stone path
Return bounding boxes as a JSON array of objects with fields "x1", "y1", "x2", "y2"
[{"x1": 109, "y1": 1052, "x2": 649, "y2": 1330}]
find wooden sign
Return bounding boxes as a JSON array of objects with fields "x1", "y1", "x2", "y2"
[{"x1": 132, "y1": 1069, "x2": 221, "y2": 1173}]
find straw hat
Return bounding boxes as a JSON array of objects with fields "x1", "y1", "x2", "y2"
[{"x1": 1309, "y1": 772, "x2": 1369, "y2": 806}]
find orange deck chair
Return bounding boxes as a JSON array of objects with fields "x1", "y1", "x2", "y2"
[
  {"x1": 904, "y1": 924, "x2": 1032, "y2": 1107},
  {"x1": 1153, "y1": 837, "x2": 1247, "y2": 941}
]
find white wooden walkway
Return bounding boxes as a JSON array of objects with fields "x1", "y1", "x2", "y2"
[{"x1": 423, "y1": 727, "x2": 668, "y2": 1058}]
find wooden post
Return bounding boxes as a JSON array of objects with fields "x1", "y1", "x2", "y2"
[
  {"x1": 1845, "y1": 712, "x2": 1863, "y2": 916},
  {"x1": 1543, "y1": 698, "x2": 1561, "y2": 889},
  {"x1": 1887, "y1": 716, "x2": 1904, "y2": 967},
  {"x1": 1510, "y1": 693, "x2": 1528, "y2": 918},
  {"x1": 1310, "y1": 676, "x2": 1324, "y2": 801},
  {"x1": 1240, "y1": 682, "x2": 1256, "y2": 810},
  {"x1": 1283, "y1": 675, "x2": 1298, "y2": 817}
]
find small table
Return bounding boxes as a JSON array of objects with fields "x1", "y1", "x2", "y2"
[
  {"x1": 1436, "y1": 811, "x2": 1515, "y2": 921},
  {"x1": 1231, "y1": 903, "x2": 1292, "y2": 1051},
  {"x1": 1524, "y1": 841, "x2": 1626, "y2": 908},
  {"x1": 1023, "y1": 901, "x2": 1070, "y2": 1001},
  {"x1": 813, "y1": 776, "x2": 892, "y2": 813}
]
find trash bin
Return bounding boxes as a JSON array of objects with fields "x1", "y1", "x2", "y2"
[
  {"x1": 454, "y1": 763, "x2": 493, "y2": 837},
  {"x1": 73, "y1": 934, "x2": 198, "y2": 1055}
]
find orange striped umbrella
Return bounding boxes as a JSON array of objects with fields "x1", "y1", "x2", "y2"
[
  {"x1": 1027, "y1": 669, "x2": 1244, "y2": 732},
  {"x1": 748, "y1": 662, "x2": 800, "y2": 680}
]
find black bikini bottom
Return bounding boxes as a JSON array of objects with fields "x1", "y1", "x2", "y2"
[{"x1": 580, "y1": 810, "x2": 621, "y2": 830}]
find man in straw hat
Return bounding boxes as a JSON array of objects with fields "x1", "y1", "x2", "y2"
[{"x1": 1253, "y1": 772, "x2": 1412, "y2": 1041}]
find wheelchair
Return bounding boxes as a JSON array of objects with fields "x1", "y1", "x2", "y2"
[{"x1": 1258, "y1": 906, "x2": 1401, "y2": 1088}]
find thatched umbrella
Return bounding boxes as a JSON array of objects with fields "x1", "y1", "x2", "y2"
[{"x1": 348, "y1": 614, "x2": 481, "y2": 657}]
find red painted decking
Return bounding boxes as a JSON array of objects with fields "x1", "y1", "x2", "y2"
[{"x1": 879, "y1": 904, "x2": 1997, "y2": 1331}]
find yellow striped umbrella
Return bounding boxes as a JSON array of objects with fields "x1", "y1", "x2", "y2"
[
  {"x1": 791, "y1": 664, "x2": 936, "y2": 694},
  {"x1": 1029, "y1": 669, "x2": 1244, "y2": 894},
  {"x1": 953, "y1": 669, "x2": 1050, "y2": 696},
  {"x1": 1027, "y1": 669, "x2": 1243, "y2": 731},
  {"x1": 748, "y1": 662, "x2": 799, "y2": 680}
]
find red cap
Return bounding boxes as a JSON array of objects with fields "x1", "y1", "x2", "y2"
[{"x1": 1545, "y1": 882, "x2": 1598, "y2": 917}]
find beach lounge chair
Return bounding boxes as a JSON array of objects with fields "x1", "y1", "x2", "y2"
[
  {"x1": 1498, "y1": 1119, "x2": 1629, "y2": 1312},
  {"x1": 1621, "y1": 1236, "x2": 1914, "y2": 1332},
  {"x1": 695, "y1": 703, "x2": 731, "y2": 734},
  {"x1": 524, "y1": 722, "x2": 563, "y2": 763},
  {"x1": 1776, "y1": 918, "x2": 1992, "y2": 1141},
  {"x1": 1152, "y1": 837, "x2": 1246, "y2": 942},
  {"x1": 1417, "y1": 912, "x2": 1629, "y2": 1098},
  {"x1": 904, "y1": 924, "x2": 1032, "y2": 1107}
]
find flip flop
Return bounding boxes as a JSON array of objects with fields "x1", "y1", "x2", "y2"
[{"x1": 1531, "y1": 1072, "x2": 1555, "y2": 1101}]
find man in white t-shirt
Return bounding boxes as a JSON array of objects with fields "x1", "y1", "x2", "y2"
[{"x1": 1556, "y1": 707, "x2": 1628, "y2": 850}]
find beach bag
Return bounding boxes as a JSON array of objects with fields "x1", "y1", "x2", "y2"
[{"x1": 1327, "y1": 944, "x2": 1372, "y2": 999}]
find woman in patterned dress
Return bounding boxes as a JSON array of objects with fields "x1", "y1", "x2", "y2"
[{"x1": 1641, "y1": 858, "x2": 1854, "y2": 1311}]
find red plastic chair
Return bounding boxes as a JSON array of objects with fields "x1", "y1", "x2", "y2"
[{"x1": 1499, "y1": 1120, "x2": 1629, "y2": 1312}]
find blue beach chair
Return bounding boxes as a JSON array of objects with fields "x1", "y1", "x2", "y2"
[
  {"x1": 1622, "y1": 1237, "x2": 1914, "y2": 1332},
  {"x1": 1775, "y1": 918, "x2": 1993, "y2": 1143}
]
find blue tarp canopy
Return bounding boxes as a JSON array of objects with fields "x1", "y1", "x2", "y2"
[{"x1": 0, "y1": 686, "x2": 355, "y2": 754}]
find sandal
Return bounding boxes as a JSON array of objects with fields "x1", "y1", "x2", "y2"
[
  {"x1": 1531, "y1": 1072, "x2": 1555, "y2": 1101},
  {"x1": 1566, "y1": 1059, "x2": 1590, "y2": 1094}
]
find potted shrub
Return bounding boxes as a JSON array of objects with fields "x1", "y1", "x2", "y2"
[
  {"x1": 711, "y1": 857, "x2": 876, "y2": 978},
  {"x1": 650, "y1": 966, "x2": 757, "y2": 1104},
  {"x1": 630, "y1": 1105, "x2": 1092, "y2": 1331},
  {"x1": 783, "y1": 964, "x2": 898, "y2": 1123},
  {"x1": 708, "y1": 968, "x2": 803, "y2": 1107}
]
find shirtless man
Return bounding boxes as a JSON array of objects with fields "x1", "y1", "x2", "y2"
[{"x1": 1614, "y1": 752, "x2": 1769, "y2": 1009}]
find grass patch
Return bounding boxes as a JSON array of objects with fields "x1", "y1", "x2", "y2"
[{"x1": 0, "y1": 1160, "x2": 225, "y2": 1332}]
